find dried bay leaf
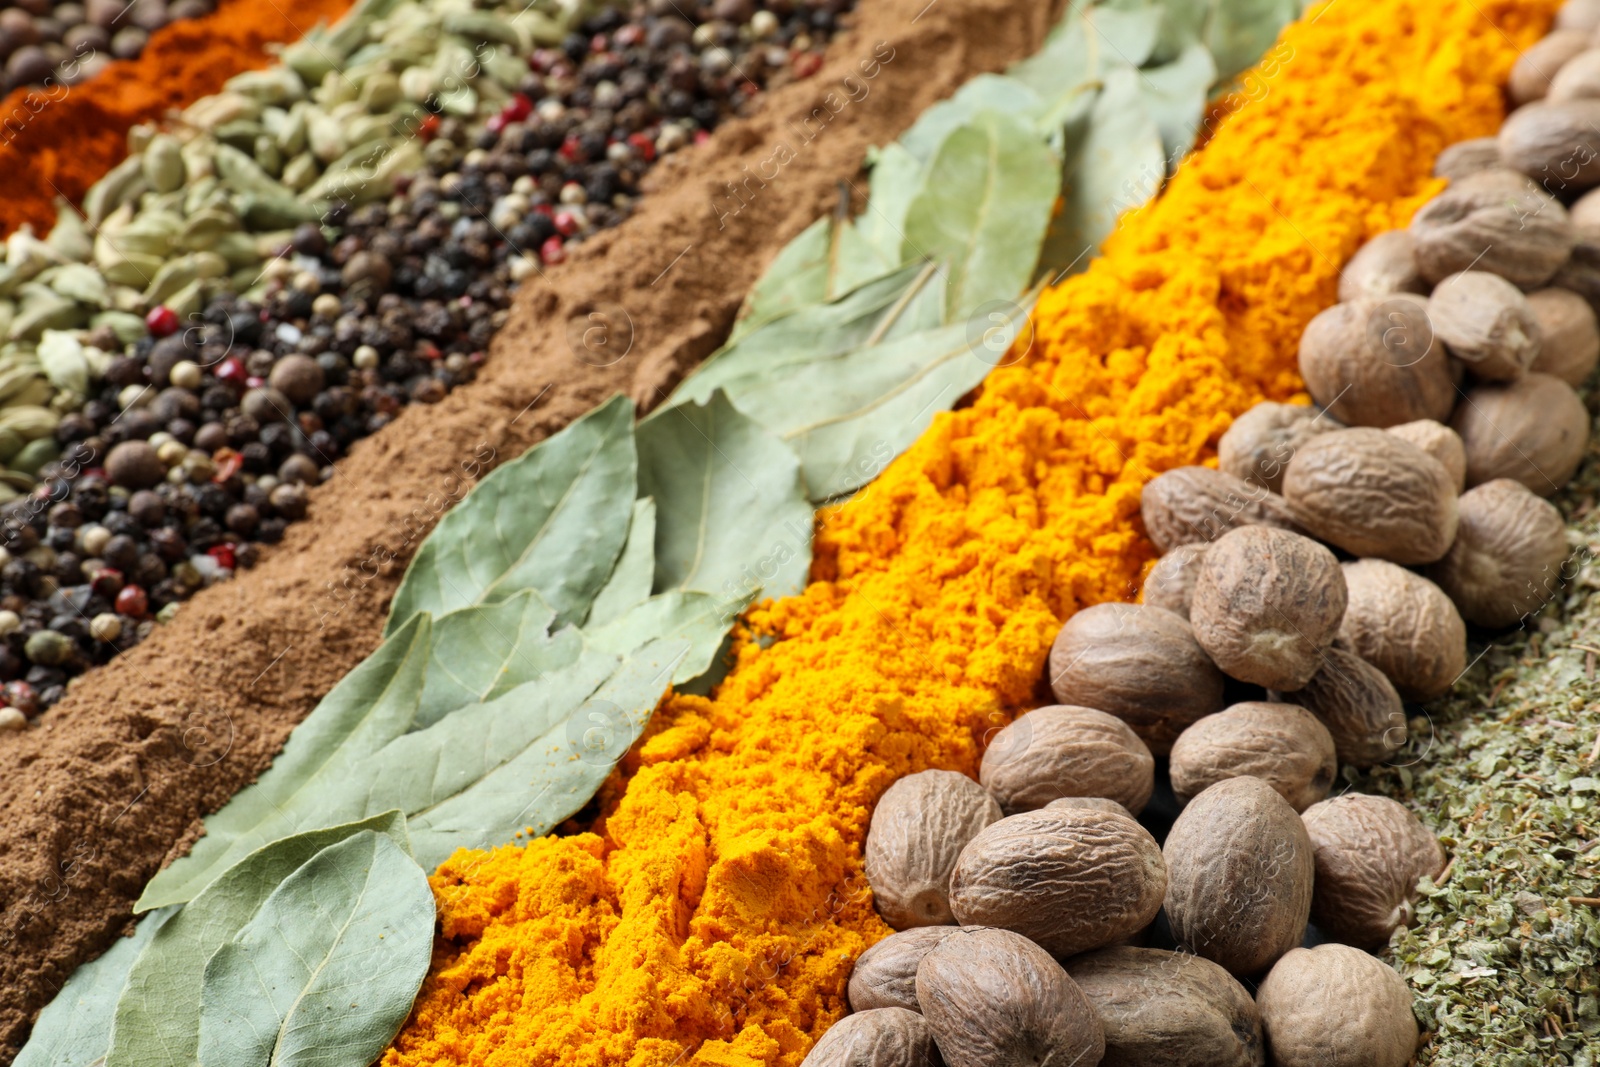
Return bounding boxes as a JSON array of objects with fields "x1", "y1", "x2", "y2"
[
  {"x1": 730, "y1": 216, "x2": 831, "y2": 341},
  {"x1": 585, "y1": 497, "x2": 658, "y2": 627},
  {"x1": 136, "y1": 616, "x2": 432, "y2": 911},
  {"x1": 898, "y1": 74, "x2": 1045, "y2": 163},
  {"x1": 1137, "y1": 40, "x2": 1217, "y2": 163},
  {"x1": 857, "y1": 142, "x2": 923, "y2": 268},
  {"x1": 588, "y1": 589, "x2": 754, "y2": 684},
  {"x1": 1203, "y1": 0, "x2": 1297, "y2": 82},
  {"x1": 385, "y1": 393, "x2": 637, "y2": 636},
  {"x1": 196, "y1": 832, "x2": 434, "y2": 1067}
]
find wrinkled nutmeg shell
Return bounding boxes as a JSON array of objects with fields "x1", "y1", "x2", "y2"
[
  {"x1": 1297, "y1": 297, "x2": 1455, "y2": 428},
  {"x1": 1557, "y1": 0, "x2": 1600, "y2": 32},
  {"x1": 799, "y1": 1007, "x2": 943, "y2": 1067},
  {"x1": 1169, "y1": 703, "x2": 1337, "y2": 813},
  {"x1": 1508, "y1": 30, "x2": 1591, "y2": 104},
  {"x1": 846, "y1": 927, "x2": 960, "y2": 1012},
  {"x1": 1337, "y1": 231, "x2": 1427, "y2": 303},
  {"x1": 1450, "y1": 372, "x2": 1590, "y2": 495},
  {"x1": 1302, "y1": 794, "x2": 1445, "y2": 949},
  {"x1": 1048, "y1": 796, "x2": 1135, "y2": 819},
  {"x1": 1189, "y1": 526, "x2": 1348, "y2": 691},
  {"x1": 864, "y1": 770, "x2": 1002, "y2": 929},
  {"x1": 1385, "y1": 419, "x2": 1466, "y2": 494},
  {"x1": 1066, "y1": 946, "x2": 1265, "y2": 1067},
  {"x1": 980, "y1": 704, "x2": 1155, "y2": 816},
  {"x1": 1433, "y1": 137, "x2": 1502, "y2": 180},
  {"x1": 1428, "y1": 270, "x2": 1542, "y2": 381},
  {"x1": 1409, "y1": 169, "x2": 1576, "y2": 285},
  {"x1": 1282, "y1": 427, "x2": 1460, "y2": 565},
  {"x1": 1272, "y1": 646, "x2": 1406, "y2": 768},
  {"x1": 1550, "y1": 47, "x2": 1600, "y2": 102},
  {"x1": 916, "y1": 927, "x2": 1105, "y2": 1067},
  {"x1": 1163, "y1": 776, "x2": 1314, "y2": 977},
  {"x1": 1256, "y1": 945, "x2": 1419, "y2": 1067},
  {"x1": 949, "y1": 807, "x2": 1167, "y2": 958},
  {"x1": 1499, "y1": 99, "x2": 1600, "y2": 198},
  {"x1": 1141, "y1": 541, "x2": 1208, "y2": 619},
  {"x1": 1218, "y1": 402, "x2": 1336, "y2": 493},
  {"x1": 1426, "y1": 479, "x2": 1569, "y2": 627},
  {"x1": 1337, "y1": 559, "x2": 1466, "y2": 702},
  {"x1": 1527, "y1": 287, "x2": 1600, "y2": 385},
  {"x1": 1048, "y1": 602, "x2": 1227, "y2": 755},
  {"x1": 1138, "y1": 466, "x2": 1301, "y2": 553}
]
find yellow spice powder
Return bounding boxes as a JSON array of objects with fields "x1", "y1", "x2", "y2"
[{"x1": 383, "y1": 0, "x2": 1554, "y2": 1063}]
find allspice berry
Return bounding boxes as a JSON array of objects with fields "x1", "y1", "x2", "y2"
[
  {"x1": 1499, "y1": 99, "x2": 1600, "y2": 195},
  {"x1": 1432, "y1": 136, "x2": 1501, "y2": 179},
  {"x1": 798, "y1": 1008, "x2": 941, "y2": 1067},
  {"x1": 1297, "y1": 296, "x2": 1455, "y2": 428},
  {"x1": 1526, "y1": 287, "x2": 1599, "y2": 385},
  {"x1": 1282, "y1": 428, "x2": 1460, "y2": 565},
  {"x1": 1168, "y1": 703, "x2": 1337, "y2": 813},
  {"x1": 106, "y1": 440, "x2": 165, "y2": 489},
  {"x1": 1048, "y1": 602, "x2": 1226, "y2": 755},
  {"x1": 1189, "y1": 526, "x2": 1347, "y2": 691},
  {"x1": 1163, "y1": 776, "x2": 1315, "y2": 977},
  {"x1": 949, "y1": 807, "x2": 1167, "y2": 958},
  {"x1": 1450, "y1": 372, "x2": 1590, "y2": 494},
  {"x1": 1427, "y1": 271, "x2": 1542, "y2": 381},
  {"x1": 1217, "y1": 402, "x2": 1334, "y2": 493},
  {"x1": 1256, "y1": 945, "x2": 1419, "y2": 1067},
  {"x1": 1141, "y1": 541, "x2": 1207, "y2": 619},
  {"x1": 916, "y1": 927, "x2": 1105, "y2": 1067},
  {"x1": 1272, "y1": 646, "x2": 1407, "y2": 768},
  {"x1": 980, "y1": 704, "x2": 1155, "y2": 816},
  {"x1": 1337, "y1": 559, "x2": 1467, "y2": 702},
  {"x1": 1408, "y1": 169, "x2": 1576, "y2": 285},
  {"x1": 1139, "y1": 466, "x2": 1302, "y2": 552},
  {"x1": 1065, "y1": 946, "x2": 1265, "y2": 1067},
  {"x1": 267, "y1": 353, "x2": 325, "y2": 405},
  {"x1": 1385, "y1": 419, "x2": 1467, "y2": 493},
  {"x1": 1508, "y1": 29, "x2": 1591, "y2": 104},
  {"x1": 1427, "y1": 479, "x2": 1569, "y2": 627},
  {"x1": 864, "y1": 770, "x2": 1002, "y2": 929},
  {"x1": 846, "y1": 927, "x2": 959, "y2": 1012},
  {"x1": 1336, "y1": 231, "x2": 1427, "y2": 302},
  {"x1": 1302, "y1": 794, "x2": 1445, "y2": 949}
]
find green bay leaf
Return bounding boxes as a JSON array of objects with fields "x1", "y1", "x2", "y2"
[
  {"x1": 730, "y1": 217, "x2": 832, "y2": 341},
  {"x1": 1137, "y1": 40, "x2": 1217, "y2": 163},
  {"x1": 1204, "y1": 0, "x2": 1296, "y2": 82},
  {"x1": 897, "y1": 75, "x2": 1044, "y2": 163},
  {"x1": 414, "y1": 590, "x2": 581, "y2": 730},
  {"x1": 196, "y1": 832, "x2": 434, "y2": 1067},
  {"x1": 857, "y1": 142, "x2": 923, "y2": 268},
  {"x1": 586, "y1": 497, "x2": 658, "y2": 628},
  {"x1": 588, "y1": 589, "x2": 754, "y2": 684},
  {"x1": 384, "y1": 393, "x2": 637, "y2": 636}
]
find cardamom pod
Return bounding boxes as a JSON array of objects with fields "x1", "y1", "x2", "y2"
[
  {"x1": 210, "y1": 232, "x2": 262, "y2": 269},
  {"x1": 281, "y1": 152, "x2": 321, "y2": 192},
  {"x1": 277, "y1": 102, "x2": 310, "y2": 157},
  {"x1": 7, "y1": 377, "x2": 56, "y2": 409},
  {"x1": 238, "y1": 194, "x2": 324, "y2": 230},
  {"x1": 46, "y1": 201, "x2": 92, "y2": 263},
  {"x1": 82, "y1": 156, "x2": 147, "y2": 229},
  {"x1": 164, "y1": 278, "x2": 208, "y2": 321},
  {"x1": 47, "y1": 263, "x2": 109, "y2": 306},
  {"x1": 143, "y1": 134, "x2": 187, "y2": 194},
  {"x1": 182, "y1": 91, "x2": 263, "y2": 131},
  {"x1": 225, "y1": 67, "x2": 308, "y2": 106},
  {"x1": 98, "y1": 249, "x2": 164, "y2": 289},
  {"x1": 443, "y1": 11, "x2": 529, "y2": 51},
  {"x1": 360, "y1": 71, "x2": 403, "y2": 112},
  {"x1": 143, "y1": 257, "x2": 200, "y2": 306},
  {"x1": 89, "y1": 310, "x2": 148, "y2": 345},
  {"x1": 8, "y1": 299, "x2": 82, "y2": 342},
  {"x1": 254, "y1": 135, "x2": 286, "y2": 178},
  {"x1": 178, "y1": 206, "x2": 241, "y2": 251},
  {"x1": 213, "y1": 143, "x2": 297, "y2": 202},
  {"x1": 0, "y1": 366, "x2": 41, "y2": 404},
  {"x1": 0, "y1": 429, "x2": 23, "y2": 465},
  {"x1": 10, "y1": 438, "x2": 60, "y2": 477},
  {"x1": 0, "y1": 406, "x2": 62, "y2": 440},
  {"x1": 307, "y1": 110, "x2": 348, "y2": 164}
]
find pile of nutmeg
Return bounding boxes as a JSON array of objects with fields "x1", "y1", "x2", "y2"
[{"x1": 804, "y1": 4, "x2": 1600, "y2": 1066}]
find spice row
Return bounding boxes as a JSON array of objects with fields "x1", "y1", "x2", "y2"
[{"x1": 0, "y1": 0, "x2": 215, "y2": 94}]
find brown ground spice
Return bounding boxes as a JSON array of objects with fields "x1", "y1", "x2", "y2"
[{"x1": 0, "y1": 0, "x2": 1067, "y2": 1054}]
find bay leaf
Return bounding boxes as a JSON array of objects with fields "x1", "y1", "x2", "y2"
[
  {"x1": 857, "y1": 142, "x2": 923, "y2": 268},
  {"x1": 729, "y1": 216, "x2": 831, "y2": 341},
  {"x1": 588, "y1": 589, "x2": 754, "y2": 684},
  {"x1": 1137, "y1": 40, "x2": 1217, "y2": 164},
  {"x1": 637, "y1": 391, "x2": 812, "y2": 602},
  {"x1": 196, "y1": 833, "x2": 434, "y2": 1067},
  {"x1": 900, "y1": 109, "x2": 1060, "y2": 321},
  {"x1": 828, "y1": 218, "x2": 898, "y2": 300},
  {"x1": 384, "y1": 393, "x2": 637, "y2": 636},
  {"x1": 1204, "y1": 0, "x2": 1296, "y2": 82},
  {"x1": 136, "y1": 616, "x2": 432, "y2": 911},
  {"x1": 1083, "y1": 2, "x2": 1163, "y2": 68},
  {"x1": 407, "y1": 639, "x2": 690, "y2": 866},
  {"x1": 897, "y1": 75, "x2": 1045, "y2": 163},
  {"x1": 585, "y1": 497, "x2": 657, "y2": 627},
  {"x1": 15, "y1": 906, "x2": 179, "y2": 1067},
  {"x1": 1008, "y1": 13, "x2": 1097, "y2": 107},
  {"x1": 109, "y1": 812, "x2": 413, "y2": 1067},
  {"x1": 1146, "y1": 0, "x2": 1211, "y2": 61}
]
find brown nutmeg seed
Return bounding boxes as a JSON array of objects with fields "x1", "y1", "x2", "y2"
[
  {"x1": 846, "y1": 927, "x2": 960, "y2": 1012},
  {"x1": 1450, "y1": 372, "x2": 1590, "y2": 494},
  {"x1": 1385, "y1": 419, "x2": 1467, "y2": 493},
  {"x1": 949, "y1": 807, "x2": 1167, "y2": 958},
  {"x1": 1433, "y1": 137, "x2": 1502, "y2": 179},
  {"x1": 1499, "y1": 99, "x2": 1600, "y2": 197},
  {"x1": 1527, "y1": 287, "x2": 1600, "y2": 386},
  {"x1": 1256, "y1": 945, "x2": 1419, "y2": 1067},
  {"x1": 1297, "y1": 297, "x2": 1455, "y2": 428},
  {"x1": 1282, "y1": 427, "x2": 1460, "y2": 565},
  {"x1": 980, "y1": 704, "x2": 1155, "y2": 816},
  {"x1": 1409, "y1": 167, "x2": 1576, "y2": 285},
  {"x1": 1169, "y1": 702, "x2": 1337, "y2": 813},
  {"x1": 1337, "y1": 559, "x2": 1467, "y2": 702},
  {"x1": 916, "y1": 927, "x2": 1105, "y2": 1067},
  {"x1": 1047, "y1": 796, "x2": 1135, "y2": 819},
  {"x1": 1162, "y1": 776, "x2": 1315, "y2": 977},
  {"x1": 799, "y1": 1007, "x2": 942, "y2": 1067},
  {"x1": 1065, "y1": 946, "x2": 1265, "y2": 1067},
  {"x1": 864, "y1": 770, "x2": 1001, "y2": 929},
  {"x1": 1189, "y1": 526, "x2": 1347, "y2": 691},
  {"x1": 1141, "y1": 541, "x2": 1208, "y2": 619},
  {"x1": 1508, "y1": 29, "x2": 1592, "y2": 104},
  {"x1": 1558, "y1": 0, "x2": 1600, "y2": 32},
  {"x1": 1048, "y1": 602, "x2": 1226, "y2": 755},
  {"x1": 1139, "y1": 466, "x2": 1301, "y2": 553},
  {"x1": 1550, "y1": 47, "x2": 1600, "y2": 102},
  {"x1": 1302, "y1": 794, "x2": 1445, "y2": 949},
  {"x1": 1336, "y1": 230, "x2": 1427, "y2": 303},
  {"x1": 1272, "y1": 646, "x2": 1407, "y2": 768},
  {"x1": 1217, "y1": 402, "x2": 1336, "y2": 493},
  {"x1": 1426, "y1": 478, "x2": 1570, "y2": 627},
  {"x1": 1427, "y1": 270, "x2": 1542, "y2": 381}
]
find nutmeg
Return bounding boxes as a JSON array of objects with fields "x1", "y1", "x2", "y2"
[
  {"x1": 949, "y1": 807, "x2": 1167, "y2": 958},
  {"x1": 1409, "y1": 167, "x2": 1576, "y2": 285},
  {"x1": 1508, "y1": 29, "x2": 1591, "y2": 104},
  {"x1": 1272, "y1": 646, "x2": 1407, "y2": 767},
  {"x1": 1139, "y1": 466, "x2": 1301, "y2": 552},
  {"x1": 1141, "y1": 541, "x2": 1207, "y2": 619},
  {"x1": 799, "y1": 1007, "x2": 941, "y2": 1067},
  {"x1": 980, "y1": 704, "x2": 1155, "y2": 816},
  {"x1": 846, "y1": 927, "x2": 960, "y2": 1012},
  {"x1": 1302, "y1": 794, "x2": 1445, "y2": 949},
  {"x1": 1558, "y1": 0, "x2": 1600, "y2": 32},
  {"x1": 1048, "y1": 602, "x2": 1227, "y2": 755},
  {"x1": 864, "y1": 770, "x2": 1002, "y2": 929},
  {"x1": 1336, "y1": 230, "x2": 1427, "y2": 302},
  {"x1": 1427, "y1": 270, "x2": 1542, "y2": 381},
  {"x1": 1433, "y1": 136, "x2": 1502, "y2": 179},
  {"x1": 1282, "y1": 427, "x2": 1460, "y2": 565},
  {"x1": 1550, "y1": 47, "x2": 1600, "y2": 101},
  {"x1": 1047, "y1": 796, "x2": 1134, "y2": 819},
  {"x1": 1572, "y1": 186, "x2": 1600, "y2": 241},
  {"x1": 1297, "y1": 296, "x2": 1455, "y2": 428},
  {"x1": 1162, "y1": 776, "x2": 1315, "y2": 977},
  {"x1": 1337, "y1": 559, "x2": 1467, "y2": 701},
  {"x1": 1426, "y1": 479, "x2": 1570, "y2": 627},
  {"x1": 1217, "y1": 402, "x2": 1335, "y2": 493},
  {"x1": 1450, "y1": 372, "x2": 1589, "y2": 494},
  {"x1": 1527, "y1": 287, "x2": 1600, "y2": 385},
  {"x1": 1169, "y1": 703, "x2": 1337, "y2": 813},
  {"x1": 1500, "y1": 99, "x2": 1600, "y2": 196},
  {"x1": 916, "y1": 927, "x2": 1104, "y2": 1067},
  {"x1": 1385, "y1": 419, "x2": 1467, "y2": 493},
  {"x1": 1189, "y1": 526, "x2": 1347, "y2": 691},
  {"x1": 1256, "y1": 945, "x2": 1419, "y2": 1067}
]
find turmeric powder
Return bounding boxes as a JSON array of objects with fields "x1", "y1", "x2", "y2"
[{"x1": 383, "y1": 1, "x2": 1555, "y2": 1064}]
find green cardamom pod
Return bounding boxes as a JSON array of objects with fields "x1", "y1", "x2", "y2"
[{"x1": 143, "y1": 133, "x2": 187, "y2": 194}]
